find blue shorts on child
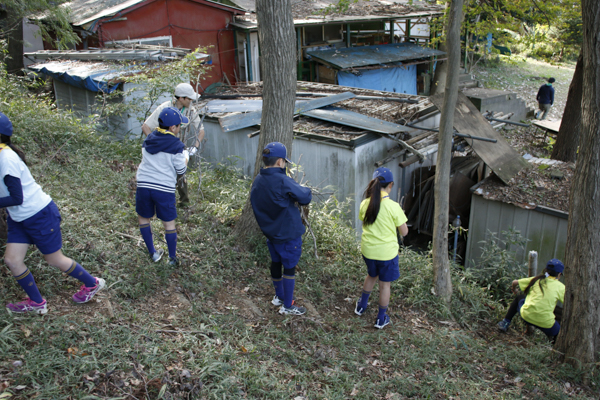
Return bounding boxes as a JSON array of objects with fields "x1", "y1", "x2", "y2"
[
  {"x1": 7, "y1": 201, "x2": 62, "y2": 255},
  {"x1": 136, "y1": 188, "x2": 177, "y2": 221},
  {"x1": 363, "y1": 255, "x2": 400, "y2": 282},
  {"x1": 267, "y1": 236, "x2": 302, "y2": 268}
]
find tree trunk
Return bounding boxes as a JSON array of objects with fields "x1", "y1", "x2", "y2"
[
  {"x1": 430, "y1": 2, "x2": 450, "y2": 96},
  {"x1": 555, "y1": 0, "x2": 600, "y2": 368},
  {"x1": 3, "y1": 15, "x2": 24, "y2": 75},
  {"x1": 551, "y1": 53, "x2": 583, "y2": 162},
  {"x1": 431, "y1": 0, "x2": 463, "y2": 303},
  {"x1": 232, "y1": 0, "x2": 297, "y2": 242}
]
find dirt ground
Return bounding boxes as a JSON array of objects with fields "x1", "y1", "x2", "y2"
[{"x1": 469, "y1": 57, "x2": 576, "y2": 212}]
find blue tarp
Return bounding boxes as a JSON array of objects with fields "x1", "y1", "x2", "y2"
[
  {"x1": 337, "y1": 64, "x2": 417, "y2": 95},
  {"x1": 27, "y1": 61, "x2": 126, "y2": 93}
]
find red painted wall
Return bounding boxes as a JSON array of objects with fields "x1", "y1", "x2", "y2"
[{"x1": 93, "y1": 0, "x2": 240, "y2": 88}]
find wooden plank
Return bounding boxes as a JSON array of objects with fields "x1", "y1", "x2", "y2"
[
  {"x1": 219, "y1": 92, "x2": 356, "y2": 132},
  {"x1": 429, "y1": 92, "x2": 529, "y2": 184},
  {"x1": 532, "y1": 119, "x2": 562, "y2": 134}
]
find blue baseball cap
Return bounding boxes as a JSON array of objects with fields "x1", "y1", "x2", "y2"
[
  {"x1": 0, "y1": 112, "x2": 13, "y2": 136},
  {"x1": 158, "y1": 106, "x2": 189, "y2": 127},
  {"x1": 546, "y1": 259, "x2": 564, "y2": 274},
  {"x1": 264, "y1": 142, "x2": 291, "y2": 163},
  {"x1": 373, "y1": 167, "x2": 393, "y2": 185}
]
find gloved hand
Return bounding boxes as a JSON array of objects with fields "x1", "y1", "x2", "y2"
[
  {"x1": 188, "y1": 146, "x2": 198, "y2": 157},
  {"x1": 183, "y1": 149, "x2": 190, "y2": 162}
]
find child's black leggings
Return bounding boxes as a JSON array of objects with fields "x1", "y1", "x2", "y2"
[{"x1": 505, "y1": 294, "x2": 526, "y2": 321}]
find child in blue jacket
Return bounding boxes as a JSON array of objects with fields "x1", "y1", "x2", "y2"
[{"x1": 250, "y1": 142, "x2": 312, "y2": 315}]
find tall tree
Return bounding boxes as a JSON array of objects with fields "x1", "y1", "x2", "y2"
[
  {"x1": 551, "y1": 53, "x2": 583, "y2": 162},
  {"x1": 233, "y1": 0, "x2": 297, "y2": 240},
  {"x1": 431, "y1": 0, "x2": 464, "y2": 303},
  {"x1": 555, "y1": 0, "x2": 600, "y2": 367}
]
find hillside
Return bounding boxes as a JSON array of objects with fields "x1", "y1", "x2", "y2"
[{"x1": 0, "y1": 59, "x2": 596, "y2": 399}]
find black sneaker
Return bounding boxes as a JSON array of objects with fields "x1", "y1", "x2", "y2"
[
  {"x1": 497, "y1": 320, "x2": 510, "y2": 332},
  {"x1": 279, "y1": 305, "x2": 307, "y2": 315},
  {"x1": 168, "y1": 257, "x2": 179, "y2": 267}
]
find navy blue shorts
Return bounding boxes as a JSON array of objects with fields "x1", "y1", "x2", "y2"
[
  {"x1": 363, "y1": 255, "x2": 400, "y2": 282},
  {"x1": 136, "y1": 188, "x2": 177, "y2": 221},
  {"x1": 518, "y1": 298, "x2": 561, "y2": 337},
  {"x1": 267, "y1": 236, "x2": 302, "y2": 269},
  {"x1": 7, "y1": 201, "x2": 62, "y2": 255}
]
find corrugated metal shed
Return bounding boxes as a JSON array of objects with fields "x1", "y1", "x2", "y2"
[
  {"x1": 465, "y1": 191, "x2": 567, "y2": 272},
  {"x1": 197, "y1": 81, "x2": 440, "y2": 226},
  {"x1": 464, "y1": 157, "x2": 569, "y2": 271},
  {"x1": 307, "y1": 43, "x2": 445, "y2": 70}
]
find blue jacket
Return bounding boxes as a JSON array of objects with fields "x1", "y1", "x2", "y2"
[
  {"x1": 250, "y1": 167, "x2": 312, "y2": 244},
  {"x1": 537, "y1": 84, "x2": 555, "y2": 105}
]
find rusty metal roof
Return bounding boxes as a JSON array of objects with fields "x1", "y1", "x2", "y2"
[{"x1": 307, "y1": 43, "x2": 445, "y2": 70}]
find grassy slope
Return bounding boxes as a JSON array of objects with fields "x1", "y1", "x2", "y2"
[
  {"x1": 472, "y1": 56, "x2": 576, "y2": 121},
  {"x1": 0, "y1": 60, "x2": 596, "y2": 399}
]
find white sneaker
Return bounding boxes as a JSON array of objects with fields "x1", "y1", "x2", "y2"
[
  {"x1": 152, "y1": 249, "x2": 164, "y2": 262},
  {"x1": 279, "y1": 305, "x2": 307, "y2": 315}
]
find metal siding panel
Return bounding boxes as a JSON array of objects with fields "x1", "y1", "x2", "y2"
[
  {"x1": 465, "y1": 195, "x2": 489, "y2": 268},
  {"x1": 509, "y1": 206, "x2": 530, "y2": 262},
  {"x1": 538, "y1": 215, "x2": 560, "y2": 267},
  {"x1": 466, "y1": 195, "x2": 569, "y2": 270}
]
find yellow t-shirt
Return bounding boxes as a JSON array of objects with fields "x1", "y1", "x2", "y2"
[
  {"x1": 360, "y1": 191, "x2": 408, "y2": 261},
  {"x1": 518, "y1": 276, "x2": 565, "y2": 328}
]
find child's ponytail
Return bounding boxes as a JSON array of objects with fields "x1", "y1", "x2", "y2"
[
  {"x1": 1, "y1": 134, "x2": 26, "y2": 164},
  {"x1": 363, "y1": 178, "x2": 383, "y2": 225}
]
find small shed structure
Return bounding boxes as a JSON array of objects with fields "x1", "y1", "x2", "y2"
[
  {"x1": 465, "y1": 157, "x2": 572, "y2": 271},
  {"x1": 306, "y1": 42, "x2": 445, "y2": 94},
  {"x1": 51, "y1": 0, "x2": 245, "y2": 88},
  {"x1": 26, "y1": 48, "x2": 210, "y2": 139},
  {"x1": 195, "y1": 81, "x2": 441, "y2": 226},
  {"x1": 230, "y1": 0, "x2": 444, "y2": 89}
]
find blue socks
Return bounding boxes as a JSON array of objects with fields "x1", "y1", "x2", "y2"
[
  {"x1": 377, "y1": 305, "x2": 388, "y2": 321},
  {"x1": 14, "y1": 269, "x2": 43, "y2": 303},
  {"x1": 272, "y1": 278, "x2": 284, "y2": 299},
  {"x1": 358, "y1": 290, "x2": 371, "y2": 309},
  {"x1": 282, "y1": 275, "x2": 295, "y2": 308},
  {"x1": 139, "y1": 223, "x2": 155, "y2": 255},
  {"x1": 165, "y1": 229, "x2": 177, "y2": 259},
  {"x1": 65, "y1": 261, "x2": 97, "y2": 287}
]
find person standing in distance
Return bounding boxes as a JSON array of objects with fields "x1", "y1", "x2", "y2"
[
  {"x1": 354, "y1": 167, "x2": 408, "y2": 329},
  {"x1": 536, "y1": 77, "x2": 555, "y2": 120},
  {"x1": 0, "y1": 112, "x2": 105, "y2": 314},
  {"x1": 250, "y1": 142, "x2": 312, "y2": 315},
  {"x1": 142, "y1": 83, "x2": 204, "y2": 207},
  {"x1": 137, "y1": 107, "x2": 189, "y2": 266}
]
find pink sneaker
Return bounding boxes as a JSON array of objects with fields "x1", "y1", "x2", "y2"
[
  {"x1": 6, "y1": 298, "x2": 48, "y2": 314},
  {"x1": 72, "y1": 278, "x2": 106, "y2": 304}
]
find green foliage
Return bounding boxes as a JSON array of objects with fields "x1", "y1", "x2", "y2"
[
  {"x1": 1, "y1": 0, "x2": 80, "y2": 49},
  {"x1": 93, "y1": 48, "x2": 209, "y2": 138},
  {"x1": 0, "y1": 60, "x2": 596, "y2": 398},
  {"x1": 317, "y1": 0, "x2": 360, "y2": 15},
  {"x1": 470, "y1": 228, "x2": 529, "y2": 303}
]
